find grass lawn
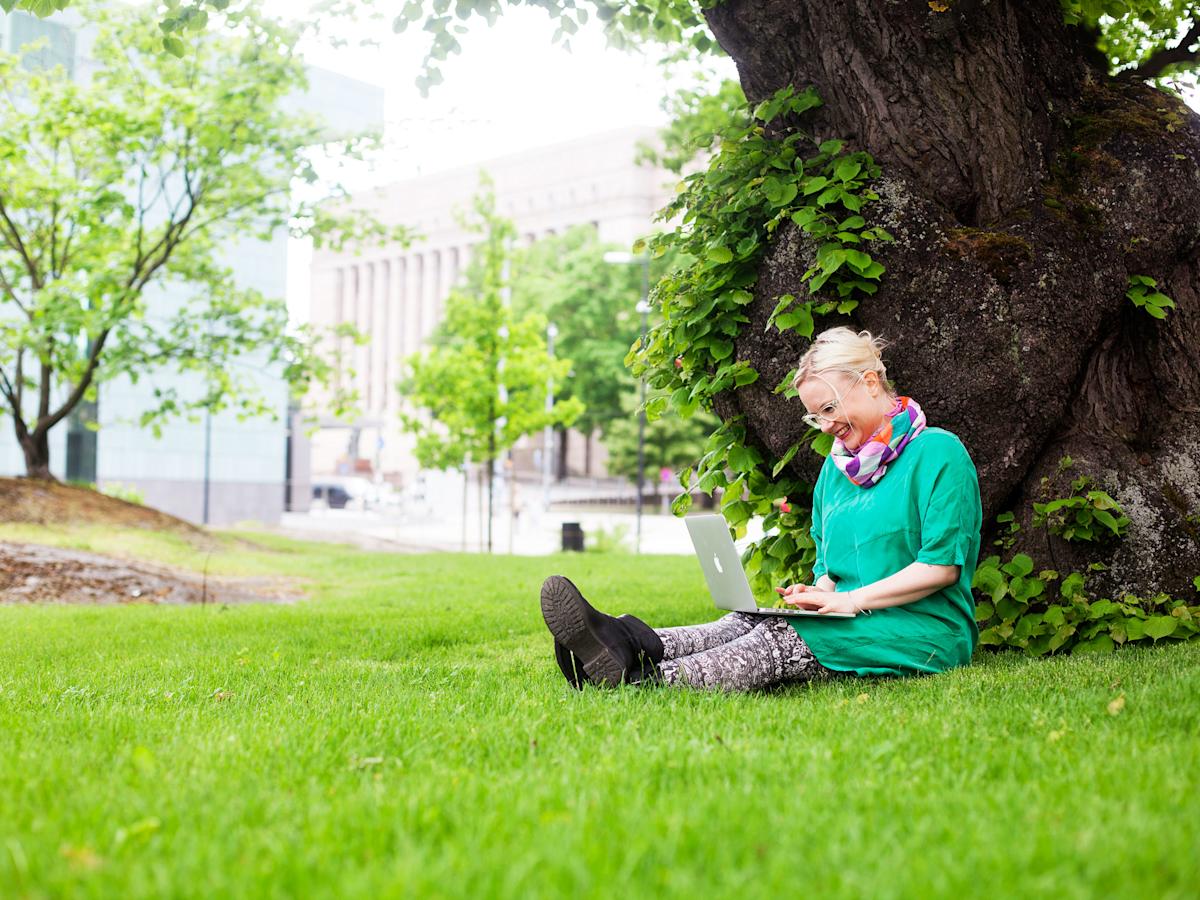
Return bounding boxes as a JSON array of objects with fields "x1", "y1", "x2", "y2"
[{"x1": 1, "y1": 528, "x2": 1198, "y2": 899}]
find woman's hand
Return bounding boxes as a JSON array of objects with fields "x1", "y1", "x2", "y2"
[{"x1": 777, "y1": 587, "x2": 866, "y2": 615}]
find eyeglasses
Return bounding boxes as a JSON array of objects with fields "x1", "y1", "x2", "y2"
[{"x1": 801, "y1": 372, "x2": 863, "y2": 430}]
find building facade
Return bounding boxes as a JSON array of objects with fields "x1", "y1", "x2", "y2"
[{"x1": 306, "y1": 126, "x2": 674, "y2": 488}]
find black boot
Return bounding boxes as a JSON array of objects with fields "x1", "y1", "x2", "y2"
[
  {"x1": 553, "y1": 639, "x2": 586, "y2": 690},
  {"x1": 541, "y1": 575, "x2": 664, "y2": 688},
  {"x1": 553, "y1": 612, "x2": 663, "y2": 690}
]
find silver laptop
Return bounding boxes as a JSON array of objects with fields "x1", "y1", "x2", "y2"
[{"x1": 684, "y1": 514, "x2": 856, "y2": 618}]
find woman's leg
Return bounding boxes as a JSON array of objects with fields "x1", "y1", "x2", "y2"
[
  {"x1": 654, "y1": 612, "x2": 760, "y2": 660},
  {"x1": 658, "y1": 616, "x2": 831, "y2": 692}
]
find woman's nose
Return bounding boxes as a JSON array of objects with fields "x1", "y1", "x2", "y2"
[{"x1": 819, "y1": 418, "x2": 838, "y2": 434}]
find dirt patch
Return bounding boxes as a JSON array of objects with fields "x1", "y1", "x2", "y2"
[
  {"x1": 0, "y1": 541, "x2": 304, "y2": 606},
  {"x1": 0, "y1": 477, "x2": 213, "y2": 543}
]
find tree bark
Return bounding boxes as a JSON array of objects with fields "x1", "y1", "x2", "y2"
[
  {"x1": 556, "y1": 425, "x2": 569, "y2": 481},
  {"x1": 18, "y1": 429, "x2": 52, "y2": 481},
  {"x1": 704, "y1": 0, "x2": 1200, "y2": 599}
]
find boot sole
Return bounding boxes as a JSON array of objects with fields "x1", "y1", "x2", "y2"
[{"x1": 540, "y1": 576, "x2": 627, "y2": 687}]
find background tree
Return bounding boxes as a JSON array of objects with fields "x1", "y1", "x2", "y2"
[
  {"x1": 602, "y1": 384, "x2": 718, "y2": 499},
  {"x1": 0, "y1": 1, "x2": 401, "y2": 479},
  {"x1": 400, "y1": 183, "x2": 582, "y2": 552},
  {"x1": 508, "y1": 225, "x2": 666, "y2": 477}
]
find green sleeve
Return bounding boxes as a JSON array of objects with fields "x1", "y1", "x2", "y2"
[
  {"x1": 809, "y1": 460, "x2": 828, "y2": 582},
  {"x1": 915, "y1": 445, "x2": 982, "y2": 568}
]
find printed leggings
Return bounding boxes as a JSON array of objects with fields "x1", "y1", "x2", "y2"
[{"x1": 653, "y1": 612, "x2": 833, "y2": 692}]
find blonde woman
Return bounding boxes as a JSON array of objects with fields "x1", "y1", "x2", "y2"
[{"x1": 541, "y1": 326, "x2": 983, "y2": 691}]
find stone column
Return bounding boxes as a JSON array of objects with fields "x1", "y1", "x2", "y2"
[
  {"x1": 373, "y1": 259, "x2": 389, "y2": 416},
  {"x1": 424, "y1": 249, "x2": 441, "y2": 337},
  {"x1": 355, "y1": 263, "x2": 371, "y2": 412},
  {"x1": 405, "y1": 252, "x2": 422, "y2": 358},
  {"x1": 387, "y1": 256, "x2": 406, "y2": 416}
]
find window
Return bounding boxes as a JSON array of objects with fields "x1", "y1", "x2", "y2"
[{"x1": 11, "y1": 13, "x2": 75, "y2": 77}]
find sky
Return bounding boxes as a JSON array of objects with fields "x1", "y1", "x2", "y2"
[{"x1": 262, "y1": 2, "x2": 734, "y2": 318}]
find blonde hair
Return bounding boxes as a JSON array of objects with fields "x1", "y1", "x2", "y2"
[{"x1": 791, "y1": 326, "x2": 896, "y2": 395}]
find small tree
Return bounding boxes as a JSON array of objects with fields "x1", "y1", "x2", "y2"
[
  {"x1": 603, "y1": 385, "x2": 718, "y2": 499},
  {"x1": 400, "y1": 182, "x2": 582, "y2": 552},
  {"x1": 507, "y1": 226, "x2": 649, "y2": 475},
  {"x1": 0, "y1": 2, "x2": 401, "y2": 478}
]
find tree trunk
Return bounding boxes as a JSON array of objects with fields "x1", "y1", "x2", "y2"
[
  {"x1": 486, "y1": 435, "x2": 495, "y2": 555},
  {"x1": 17, "y1": 425, "x2": 52, "y2": 481},
  {"x1": 556, "y1": 426, "x2": 569, "y2": 481},
  {"x1": 704, "y1": 0, "x2": 1200, "y2": 599}
]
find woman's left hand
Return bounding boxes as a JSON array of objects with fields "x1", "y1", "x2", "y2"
[{"x1": 782, "y1": 590, "x2": 865, "y2": 615}]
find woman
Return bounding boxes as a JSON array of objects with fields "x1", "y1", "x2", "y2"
[{"x1": 540, "y1": 327, "x2": 983, "y2": 691}]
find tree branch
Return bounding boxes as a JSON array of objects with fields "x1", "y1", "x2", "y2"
[
  {"x1": 37, "y1": 349, "x2": 51, "y2": 422},
  {"x1": 0, "y1": 195, "x2": 42, "y2": 289},
  {"x1": 33, "y1": 327, "x2": 111, "y2": 438},
  {"x1": 0, "y1": 265, "x2": 31, "y2": 319},
  {"x1": 1127, "y1": 16, "x2": 1200, "y2": 81},
  {"x1": 0, "y1": 365, "x2": 18, "y2": 413},
  {"x1": 15, "y1": 347, "x2": 23, "y2": 415}
]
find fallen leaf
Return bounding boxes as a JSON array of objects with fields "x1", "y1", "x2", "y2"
[
  {"x1": 1106, "y1": 693, "x2": 1126, "y2": 716},
  {"x1": 60, "y1": 844, "x2": 103, "y2": 872}
]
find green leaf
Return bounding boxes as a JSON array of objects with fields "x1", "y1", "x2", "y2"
[
  {"x1": 771, "y1": 442, "x2": 801, "y2": 477},
  {"x1": 802, "y1": 176, "x2": 830, "y2": 196},
  {"x1": 791, "y1": 207, "x2": 820, "y2": 228},
  {"x1": 727, "y1": 444, "x2": 762, "y2": 473},
  {"x1": 707, "y1": 246, "x2": 734, "y2": 264},
  {"x1": 834, "y1": 159, "x2": 862, "y2": 182},
  {"x1": 816, "y1": 242, "x2": 846, "y2": 271},
  {"x1": 1001, "y1": 554, "x2": 1034, "y2": 578},
  {"x1": 162, "y1": 35, "x2": 186, "y2": 57},
  {"x1": 1010, "y1": 576, "x2": 1045, "y2": 603},
  {"x1": 774, "y1": 304, "x2": 814, "y2": 337},
  {"x1": 1072, "y1": 633, "x2": 1115, "y2": 654},
  {"x1": 1144, "y1": 616, "x2": 1178, "y2": 640},
  {"x1": 844, "y1": 249, "x2": 873, "y2": 273},
  {"x1": 671, "y1": 491, "x2": 693, "y2": 517},
  {"x1": 996, "y1": 595, "x2": 1027, "y2": 622},
  {"x1": 709, "y1": 339, "x2": 734, "y2": 361}
]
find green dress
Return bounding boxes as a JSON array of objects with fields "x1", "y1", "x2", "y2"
[{"x1": 787, "y1": 426, "x2": 982, "y2": 677}]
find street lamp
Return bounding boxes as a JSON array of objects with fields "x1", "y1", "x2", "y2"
[
  {"x1": 603, "y1": 250, "x2": 651, "y2": 554},
  {"x1": 543, "y1": 322, "x2": 558, "y2": 513}
]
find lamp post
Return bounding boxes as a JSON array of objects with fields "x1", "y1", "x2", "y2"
[
  {"x1": 603, "y1": 250, "x2": 651, "y2": 554},
  {"x1": 543, "y1": 322, "x2": 558, "y2": 513}
]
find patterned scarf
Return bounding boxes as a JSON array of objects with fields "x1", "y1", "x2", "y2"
[{"x1": 830, "y1": 396, "x2": 927, "y2": 488}]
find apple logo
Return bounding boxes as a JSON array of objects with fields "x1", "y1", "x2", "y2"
[{"x1": 712, "y1": 555, "x2": 723, "y2": 574}]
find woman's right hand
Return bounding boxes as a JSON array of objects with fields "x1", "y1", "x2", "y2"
[{"x1": 775, "y1": 583, "x2": 816, "y2": 601}]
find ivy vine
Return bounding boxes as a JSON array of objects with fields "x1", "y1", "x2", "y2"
[
  {"x1": 1126, "y1": 274, "x2": 1176, "y2": 318},
  {"x1": 1032, "y1": 459, "x2": 1130, "y2": 541},
  {"x1": 626, "y1": 84, "x2": 891, "y2": 602},
  {"x1": 975, "y1": 462, "x2": 1198, "y2": 654}
]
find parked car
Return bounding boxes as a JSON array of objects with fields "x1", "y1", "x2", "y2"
[{"x1": 312, "y1": 483, "x2": 352, "y2": 510}]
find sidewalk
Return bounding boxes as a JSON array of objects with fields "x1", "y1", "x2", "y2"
[{"x1": 275, "y1": 504, "x2": 764, "y2": 555}]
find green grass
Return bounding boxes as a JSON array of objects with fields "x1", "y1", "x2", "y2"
[{"x1": 1, "y1": 529, "x2": 1198, "y2": 899}]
